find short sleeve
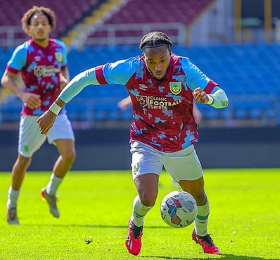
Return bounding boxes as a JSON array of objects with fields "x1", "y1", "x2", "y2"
[
  {"x1": 181, "y1": 57, "x2": 211, "y2": 91},
  {"x1": 6, "y1": 44, "x2": 27, "y2": 73},
  {"x1": 103, "y1": 57, "x2": 140, "y2": 85}
]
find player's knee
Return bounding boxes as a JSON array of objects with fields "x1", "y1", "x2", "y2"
[
  {"x1": 62, "y1": 148, "x2": 76, "y2": 163},
  {"x1": 17, "y1": 155, "x2": 32, "y2": 168},
  {"x1": 192, "y1": 191, "x2": 207, "y2": 205},
  {"x1": 139, "y1": 190, "x2": 157, "y2": 206}
]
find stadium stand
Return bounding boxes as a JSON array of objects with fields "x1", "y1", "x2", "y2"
[
  {"x1": 84, "y1": 0, "x2": 215, "y2": 45},
  {"x1": 105, "y1": 0, "x2": 213, "y2": 24},
  {"x1": 0, "y1": 0, "x2": 105, "y2": 47}
]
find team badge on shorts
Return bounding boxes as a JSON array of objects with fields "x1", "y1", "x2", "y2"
[
  {"x1": 23, "y1": 145, "x2": 29, "y2": 153},
  {"x1": 55, "y1": 52, "x2": 63, "y2": 63},
  {"x1": 169, "y1": 82, "x2": 182, "y2": 95},
  {"x1": 132, "y1": 164, "x2": 139, "y2": 175}
]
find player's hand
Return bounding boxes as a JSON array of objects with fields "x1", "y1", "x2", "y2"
[
  {"x1": 117, "y1": 96, "x2": 132, "y2": 111},
  {"x1": 59, "y1": 73, "x2": 69, "y2": 90},
  {"x1": 37, "y1": 110, "x2": 57, "y2": 135},
  {"x1": 193, "y1": 88, "x2": 212, "y2": 104},
  {"x1": 20, "y1": 92, "x2": 41, "y2": 109}
]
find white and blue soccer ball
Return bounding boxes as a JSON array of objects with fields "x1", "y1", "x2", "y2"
[{"x1": 160, "y1": 191, "x2": 198, "y2": 228}]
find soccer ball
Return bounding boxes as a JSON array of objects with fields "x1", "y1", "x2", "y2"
[{"x1": 160, "y1": 191, "x2": 198, "y2": 228}]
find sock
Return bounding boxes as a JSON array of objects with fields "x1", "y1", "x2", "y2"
[
  {"x1": 7, "y1": 186, "x2": 20, "y2": 209},
  {"x1": 46, "y1": 173, "x2": 63, "y2": 196},
  {"x1": 131, "y1": 195, "x2": 153, "y2": 227},
  {"x1": 195, "y1": 199, "x2": 210, "y2": 237}
]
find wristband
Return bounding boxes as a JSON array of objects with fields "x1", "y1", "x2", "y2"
[
  {"x1": 49, "y1": 103, "x2": 62, "y2": 115},
  {"x1": 206, "y1": 95, "x2": 214, "y2": 105}
]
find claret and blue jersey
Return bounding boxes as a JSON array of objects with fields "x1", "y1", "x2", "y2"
[
  {"x1": 6, "y1": 38, "x2": 67, "y2": 116},
  {"x1": 60, "y1": 54, "x2": 219, "y2": 152}
]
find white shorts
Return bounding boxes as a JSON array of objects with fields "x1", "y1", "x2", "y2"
[
  {"x1": 130, "y1": 141, "x2": 203, "y2": 182},
  {"x1": 18, "y1": 114, "x2": 75, "y2": 157}
]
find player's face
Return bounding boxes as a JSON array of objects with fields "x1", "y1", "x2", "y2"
[
  {"x1": 143, "y1": 45, "x2": 171, "y2": 80},
  {"x1": 28, "y1": 14, "x2": 51, "y2": 41}
]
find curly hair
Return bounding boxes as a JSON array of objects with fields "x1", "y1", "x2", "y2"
[
  {"x1": 139, "y1": 31, "x2": 172, "y2": 51},
  {"x1": 21, "y1": 6, "x2": 56, "y2": 35}
]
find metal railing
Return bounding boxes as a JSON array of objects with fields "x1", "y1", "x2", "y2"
[
  {"x1": 72, "y1": 22, "x2": 187, "y2": 48},
  {"x1": 0, "y1": 26, "x2": 27, "y2": 47}
]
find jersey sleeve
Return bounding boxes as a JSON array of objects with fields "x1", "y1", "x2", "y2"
[
  {"x1": 181, "y1": 57, "x2": 217, "y2": 94},
  {"x1": 102, "y1": 57, "x2": 139, "y2": 85},
  {"x1": 60, "y1": 41, "x2": 68, "y2": 67},
  {"x1": 6, "y1": 44, "x2": 27, "y2": 74},
  {"x1": 54, "y1": 39, "x2": 68, "y2": 68},
  {"x1": 59, "y1": 57, "x2": 138, "y2": 103}
]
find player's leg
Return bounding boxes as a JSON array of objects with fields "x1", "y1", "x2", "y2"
[
  {"x1": 7, "y1": 115, "x2": 46, "y2": 224},
  {"x1": 41, "y1": 114, "x2": 75, "y2": 218},
  {"x1": 179, "y1": 177, "x2": 208, "y2": 234},
  {"x1": 132, "y1": 173, "x2": 159, "y2": 224},
  {"x1": 126, "y1": 141, "x2": 162, "y2": 255},
  {"x1": 52, "y1": 139, "x2": 76, "y2": 177},
  {"x1": 11, "y1": 154, "x2": 32, "y2": 190},
  {"x1": 7, "y1": 154, "x2": 32, "y2": 224},
  {"x1": 164, "y1": 145, "x2": 220, "y2": 254},
  {"x1": 50, "y1": 138, "x2": 76, "y2": 189}
]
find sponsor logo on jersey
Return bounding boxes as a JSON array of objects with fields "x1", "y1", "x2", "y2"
[
  {"x1": 136, "y1": 95, "x2": 182, "y2": 109},
  {"x1": 169, "y1": 82, "x2": 182, "y2": 95},
  {"x1": 55, "y1": 52, "x2": 63, "y2": 63},
  {"x1": 34, "y1": 66, "x2": 60, "y2": 77}
]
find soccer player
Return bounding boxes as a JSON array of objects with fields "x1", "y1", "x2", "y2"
[
  {"x1": 1, "y1": 6, "x2": 76, "y2": 224},
  {"x1": 37, "y1": 32, "x2": 228, "y2": 255}
]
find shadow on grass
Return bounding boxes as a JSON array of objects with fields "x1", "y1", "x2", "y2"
[
  {"x1": 140, "y1": 254, "x2": 279, "y2": 260},
  {"x1": 24, "y1": 224, "x2": 170, "y2": 229}
]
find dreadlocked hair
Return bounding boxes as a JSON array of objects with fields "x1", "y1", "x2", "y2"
[
  {"x1": 139, "y1": 31, "x2": 172, "y2": 51},
  {"x1": 21, "y1": 6, "x2": 56, "y2": 35}
]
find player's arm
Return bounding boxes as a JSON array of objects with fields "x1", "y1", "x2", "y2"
[
  {"x1": 118, "y1": 95, "x2": 132, "y2": 111},
  {"x1": 1, "y1": 70, "x2": 41, "y2": 109},
  {"x1": 59, "y1": 66, "x2": 70, "y2": 90},
  {"x1": 59, "y1": 40, "x2": 70, "y2": 90},
  {"x1": 182, "y1": 57, "x2": 228, "y2": 108},
  {"x1": 193, "y1": 86, "x2": 228, "y2": 108}
]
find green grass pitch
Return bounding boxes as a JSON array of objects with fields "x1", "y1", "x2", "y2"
[{"x1": 0, "y1": 169, "x2": 279, "y2": 260}]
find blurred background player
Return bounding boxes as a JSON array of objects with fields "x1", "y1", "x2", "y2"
[
  {"x1": 37, "y1": 31, "x2": 228, "y2": 255},
  {"x1": 1, "y1": 6, "x2": 76, "y2": 224}
]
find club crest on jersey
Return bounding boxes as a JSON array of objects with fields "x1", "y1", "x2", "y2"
[
  {"x1": 136, "y1": 95, "x2": 149, "y2": 107},
  {"x1": 34, "y1": 66, "x2": 44, "y2": 77},
  {"x1": 55, "y1": 52, "x2": 63, "y2": 63},
  {"x1": 169, "y1": 82, "x2": 182, "y2": 95}
]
